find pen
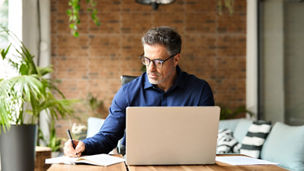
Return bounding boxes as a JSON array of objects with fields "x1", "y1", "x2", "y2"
[{"x1": 67, "y1": 129, "x2": 76, "y2": 149}]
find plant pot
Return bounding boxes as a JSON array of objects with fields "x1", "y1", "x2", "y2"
[{"x1": 0, "y1": 124, "x2": 37, "y2": 171}]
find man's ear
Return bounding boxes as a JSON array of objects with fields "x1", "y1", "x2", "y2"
[{"x1": 173, "y1": 53, "x2": 181, "y2": 66}]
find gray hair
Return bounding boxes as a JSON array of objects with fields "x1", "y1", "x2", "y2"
[{"x1": 141, "y1": 26, "x2": 182, "y2": 55}]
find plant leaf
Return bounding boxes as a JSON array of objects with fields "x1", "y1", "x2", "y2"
[
  {"x1": 37, "y1": 66, "x2": 53, "y2": 77},
  {"x1": 0, "y1": 43, "x2": 11, "y2": 60},
  {"x1": 19, "y1": 63, "x2": 29, "y2": 75}
]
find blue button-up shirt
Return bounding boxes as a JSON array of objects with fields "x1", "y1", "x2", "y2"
[{"x1": 82, "y1": 66, "x2": 214, "y2": 154}]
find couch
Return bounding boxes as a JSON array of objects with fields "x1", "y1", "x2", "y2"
[
  {"x1": 219, "y1": 119, "x2": 304, "y2": 171},
  {"x1": 87, "y1": 117, "x2": 304, "y2": 171}
]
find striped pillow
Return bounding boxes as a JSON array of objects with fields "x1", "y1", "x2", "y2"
[
  {"x1": 217, "y1": 129, "x2": 241, "y2": 154},
  {"x1": 240, "y1": 120, "x2": 272, "y2": 158}
]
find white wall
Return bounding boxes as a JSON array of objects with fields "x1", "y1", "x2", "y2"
[{"x1": 246, "y1": 0, "x2": 258, "y2": 119}]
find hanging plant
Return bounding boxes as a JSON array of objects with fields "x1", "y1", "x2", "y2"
[
  {"x1": 217, "y1": 0, "x2": 234, "y2": 16},
  {"x1": 66, "y1": 0, "x2": 101, "y2": 37}
]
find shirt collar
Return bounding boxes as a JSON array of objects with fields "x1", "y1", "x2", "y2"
[
  {"x1": 143, "y1": 66, "x2": 185, "y2": 90},
  {"x1": 174, "y1": 66, "x2": 186, "y2": 89},
  {"x1": 144, "y1": 73, "x2": 154, "y2": 89}
]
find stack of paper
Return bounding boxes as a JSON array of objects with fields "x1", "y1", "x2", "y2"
[
  {"x1": 216, "y1": 156, "x2": 278, "y2": 165},
  {"x1": 45, "y1": 154, "x2": 125, "y2": 166}
]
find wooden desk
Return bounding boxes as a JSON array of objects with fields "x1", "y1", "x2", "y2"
[
  {"x1": 128, "y1": 162, "x2": 287, "y2": 171},
  {"x1": 47, "y1": 154, "x2": 287, "y2": 171},
  {"x1": 127, "y1": 155, "x2": 287, "y2": 171}
]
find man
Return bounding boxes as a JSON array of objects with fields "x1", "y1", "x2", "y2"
[{"x1": 64, "y1": 26, "x2": 214, "y2": 157}]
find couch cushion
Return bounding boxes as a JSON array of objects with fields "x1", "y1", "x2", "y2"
[
  {"x1": 219, "y1": 119, "x2": 242, "y2": 132},
  {"x1": 233, "y1": 119, "x2": 253, "y2": 143},
  {"x1": 261, "y1": 122, "x2": 304, "y2": 170},
  {"x1": 240, "y1": 120, "x2": 271, "y2": 158},
  {"x1": 87, "y1": 117, "x2": 105, "y2": 138}
]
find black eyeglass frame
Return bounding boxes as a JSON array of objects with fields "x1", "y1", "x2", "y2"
[{"x1": 140, "y1": 53, "x2": 177, "y2": 68}]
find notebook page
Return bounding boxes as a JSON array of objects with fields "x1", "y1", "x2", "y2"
[
  {"x1": 45, "y1": 154, "x2": 125, "y2": 166},
  {"x1": 79, "y1": 154, "x2": 125, "y2": 166},
  {"x1": 45, "y1": 156, "x2": 78, "y2": 165}
]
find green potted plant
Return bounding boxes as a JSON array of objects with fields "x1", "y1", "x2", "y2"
[
  {"x1": 0, "y1": 29, "x2": 74, "y2": 170},
  {"x1": 86, "y1": 92, "x2": 107, "y2": 119},
  {"x1": 38, "y1": 119, "x2": 64, "y2": 158},
  {"x1": 219, "y1": 105, "x2": 254, "y2": 120}
]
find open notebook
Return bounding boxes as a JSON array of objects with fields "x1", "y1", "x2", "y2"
[{"x1": 45, "y1": 154, "x2": 125, "y2": 166}]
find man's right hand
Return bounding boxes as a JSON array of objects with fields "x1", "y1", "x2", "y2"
[{"x1": 64, "y1": 140, "x2": 85, "y2": 157}]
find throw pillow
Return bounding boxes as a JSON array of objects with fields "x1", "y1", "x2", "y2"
[
  {"x1": 261, "y1": 122, "x2": 304, "y2": 171},
  {"x1": 217, "y1": 129, "x2": 240, "y2": 154},
  {"x1": 240, "y1": 120, "x2": 271, "y2": 158}
]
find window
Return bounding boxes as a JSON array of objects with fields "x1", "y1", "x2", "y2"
[
  {"x1": 0, "y1": 0, "x2": 8, "y2": 45},
  {"x1": 0, "y1": 0, "x2": 19, "y2": 79},
  {"x1": 259, "y1": 0, "x2": 304, "y2": 125}
]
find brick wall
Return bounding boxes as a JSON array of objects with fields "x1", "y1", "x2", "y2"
[{"x1": 51, "y1": 0, "x2": 246, "y2": 138}]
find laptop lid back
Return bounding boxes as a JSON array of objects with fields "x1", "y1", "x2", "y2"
[{"x1": 126, "y1": 106, "x2": 220, "y2": 165}]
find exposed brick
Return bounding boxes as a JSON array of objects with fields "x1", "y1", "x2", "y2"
[
  {"x1": 180, "y1": 55, "x2": 217, "y2": 78},
  {"x1": 218, "y1": 14, "x2": 246, "y2": 33},
  {"x1": 53, "y1": 56, "x2": 88, "y2": 80},
  {"x1": 216, "y1": 56, "x2": 246, "y2": 79},
  {"x1": 217, "y1": 35, "x2": 246, "y2": 57},
  {"x1": 89, "y1": 12, "x2": 120, "y2": 34},
  {"x1": 51, "y1": 11, "x2": 57, "y2": 34},
  {"x1": 55, "y1": 12, "x2": 90, "y2": 34},
  {"x1": 233, "y1": 0, "x2": 247, "y2": 14},
  {"x1": 121, "y1": 12, "x2": 153, "y2": 34},
  {"x1": 185, "y1": 0, "x2": 217, "y2": 12},
  {"x1": 153, "y1": 12, "x2": 185, "y2": 34},
  {"x1": 55, "y1": 35, "x2": 89, "y2": 57},
  {"x1": 88, "y1": 57, "x2": 121, "y2": 79},
  {"x1": 89, "y1": 35, "x2": 121, "y2": 57},
  {"x1": 50, "y1": 0, "x2": 57, "y2": 12},
  {"x1": 121, "y1": 35, "x2": 142, "y2": 60},
  {"x1": 119, "y1": 59, "x2": 143, "y2": 76},
  {"x1": 95, "y1": 0, "x2": 121, "y2": 12},
  {"x1": 185, "y1": 12, "x2": 217, "y2": 33},
  {"x1": 183, "y1": 34, "x2": 217, "y2": 58},
  {"x1": 55, "y1": 0, "x2": 69, "y2": 13},
  {"x1": 51, "y1": 0, "x2": 247, "y2": 139},
  {"x1": 55, "y1": 13, "x2": 69, "y2": 34}
]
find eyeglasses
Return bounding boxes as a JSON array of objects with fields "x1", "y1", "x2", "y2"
[{"x1": 141, "y1": 53, "x2": 176, "y2": 68}]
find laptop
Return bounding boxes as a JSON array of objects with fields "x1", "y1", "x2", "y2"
[{"x1": 126, "y1": 106, "x2": 220, "y2": 165}]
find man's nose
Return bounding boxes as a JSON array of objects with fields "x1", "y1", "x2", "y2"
[{"x1": 148, "y1": 61, "x2": 157, "y2": 71}]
